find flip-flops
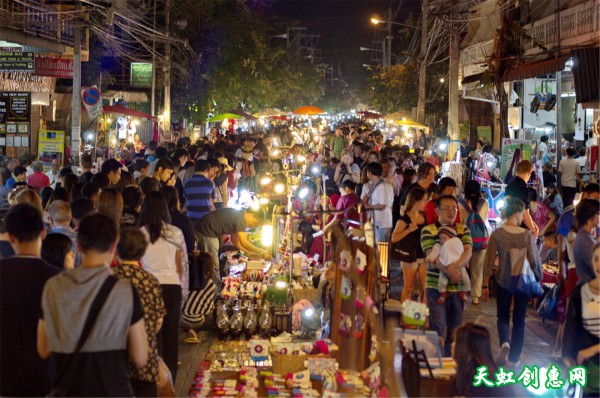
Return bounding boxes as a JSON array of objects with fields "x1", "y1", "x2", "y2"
[{"x1": 183, "y1": 329, "x2": 200, "y2": 344}]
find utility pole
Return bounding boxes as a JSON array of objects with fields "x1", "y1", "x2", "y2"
[
  {"x1": 71, "y1": 0, "x2": 82, "y2": 166},
  {"x1": 555, "y1": 0, "x2": 562, "y2": 183},
  {"x1": 151, "y1": 0, "x2": 156, "y2": 116},
  {"x1": 448, "y1": 3, "x2": 460, "y2": 140},
  {"x1": 386, "y1": 6, "x2": 392, "y2": 67},
  {"x1": 164, "y1": 0, "x2": 171, "y2": 132},
  {"x1": 417, "y1": 0, "x2": 429, "y2": 124}
]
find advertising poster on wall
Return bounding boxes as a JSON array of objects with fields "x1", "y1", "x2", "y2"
[
  {"x1": 500, "y1": 138, "x2": 532, "y2": 180},
  {"x1": 38, "y1": 130, "x2": 65, "y2": 171}
]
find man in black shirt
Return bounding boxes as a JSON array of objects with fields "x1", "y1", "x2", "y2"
[
  {"x1": 505, "y1": 160, "x2": 539, "y2": 237},
  {"x1": 0, "y1": 204, "x2": 60, "y2": 396}
]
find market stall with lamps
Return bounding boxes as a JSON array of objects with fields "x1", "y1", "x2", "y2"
[{"x1": 101, "y1": 104, "x2": 157, "y2": 157}]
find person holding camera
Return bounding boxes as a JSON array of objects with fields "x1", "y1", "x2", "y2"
[{"x1": 334, "y1": 149, "x2": 360, "y2": 186}]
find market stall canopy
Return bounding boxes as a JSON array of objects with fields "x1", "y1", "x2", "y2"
[
  {"x1": 227, "y1": 109, "x2": 257, "y2": 121},
  {"x1": 253, "y1": 108, "x2": 285, "y2": 118},
  {"x1": 356, "y1": 110, "x2": 381, "y2": 119},
  {"x1": 293, "y1": 105, "x2": 325, "y2": 115},
  {"x1": 103, "y1": 105, "x2": 156, "y2": 119},
  {"x1": 393, "y1": 118, "x2": 428, "y2": 129},
  {"x1": 384, "y1": 110, "x2": 412, "y2": 121},
  {"x1": 208, "y1": 113, "x2": 244, "y2": 122}
]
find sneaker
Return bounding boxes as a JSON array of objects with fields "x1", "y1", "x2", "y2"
[
  {"x1": 507, "y1": 360, "x2": 521, "y2": 370},
  {"x1": 497, "y1": 342, "x2": 510, "y2": 366}
]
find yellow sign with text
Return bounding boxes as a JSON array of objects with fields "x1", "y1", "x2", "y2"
[{"x1": 38, "y1": 130, "x2": 64, "y2": 171}]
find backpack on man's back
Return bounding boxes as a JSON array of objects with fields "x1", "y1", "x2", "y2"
[{"x1": 459, "y1": 198, "x2": 489, "y2": 251}]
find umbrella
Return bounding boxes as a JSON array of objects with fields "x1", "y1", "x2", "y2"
[
  {"x1": 293, "y1": 105, "x2": 325, "y2": 115},
  {"x1": 384, "y1": 110, "x2": 412, "y2": 121},
  {"x1": 227, "y1": 109, "x2": 257, "y2": 121},
  {"x1": 208, "y1": 113, "x2": 244, "y2": 122},
  {"x1": 253, "y1": 108, "x2": 285, "y2": 118},
  {"x1": 357, "y1": 110, "x2": 381, "y2": 119},
  {"x1": 393, "y1": 118, "x2": 428, "y2": 129}
]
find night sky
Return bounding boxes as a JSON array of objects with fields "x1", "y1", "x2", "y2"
[{"x1": 269, "y1": 0, "x2": 422, "y2": 87}]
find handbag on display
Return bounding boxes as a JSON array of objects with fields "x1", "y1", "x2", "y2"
[
  {"x1": 508, "y1": 248, "x2": 542, "y2": 298},
  {"x1": 537, "y1": 282, "x2": 561, "y2": 321}
]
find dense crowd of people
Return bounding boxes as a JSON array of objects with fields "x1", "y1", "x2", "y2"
[{"x1": 0, "y1": 120, "x2": 598, "y2": 396}]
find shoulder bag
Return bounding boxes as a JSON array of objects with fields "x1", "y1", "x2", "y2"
[
  {"x1": 508, "y1": 247, "x2": 542, "y2": 298},
  {"x1": 49, "y1": 276, "x2": 119, "y2": 397}
]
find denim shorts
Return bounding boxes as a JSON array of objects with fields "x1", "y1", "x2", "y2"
[{"x1": 401, "y1": 259, "x2": 424, "y2": 271}]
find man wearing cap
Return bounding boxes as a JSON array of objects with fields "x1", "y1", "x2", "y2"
[{"x1": 195, "y1": 207, "x2": 269, "y2": 290}]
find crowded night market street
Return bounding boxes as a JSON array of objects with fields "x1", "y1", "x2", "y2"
[{"x1": 0, "y1": 0, "x2": 599, "y2": 397}]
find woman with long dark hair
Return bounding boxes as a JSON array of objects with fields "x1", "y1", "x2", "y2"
[
  {"x1": 96, "y1": 188, "x2": 124, "y2": 225},
  {"x1": 391, "y1": 187, "x2": 428, "y2": 302},
  {"x1": 452, "y1": 323, "x2": 514, "y2": 397},
  {"x1": 138, "y1": 191, "x2": 188, "y2": 381},
  {"x1": 458, "y1": 180, "x2": 489, "y2": 304},
  {"x1": 399, "y1": 162, "x2": 437, "y2": 215},
  {"x1": 160, "y1": 185, "x2": 194, "y2": 255},
  {"x1": 483, "y1": 198, "x2": 542, "y2": 366}
]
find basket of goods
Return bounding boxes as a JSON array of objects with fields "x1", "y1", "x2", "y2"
[{"x1": 270, "y1": 344, "x2": 309, "y2": 375}]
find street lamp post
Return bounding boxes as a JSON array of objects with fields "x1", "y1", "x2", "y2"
[
  {"x1": 360, "y1": 46, "x2": 399, "y2": 65},
  {"x1": 370, "y1": 11, "x2": 418, "y2": 67},
  {"x1": 386, "y1": 7, "x2": 392, "y2": 68}
]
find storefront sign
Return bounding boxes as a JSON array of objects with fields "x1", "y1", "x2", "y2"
[
  {"x1": 130, "y1": 62, "x2": 153, "y2": 88},
  {"x1": 34, "y1": 55, "x2": 73, "y2": 78},
  {"x1": 500, "y1": 138, "x2": 532, "y2": 180},
  {"x1": 0, "y1": 92, "x2": 30, "y2": 123},
  {"x1": 38, "y1": 130, "x2": 65, "y2": 171},
  {"x1": 0, "y1": 51, "x2": 34, "y2": 72}
]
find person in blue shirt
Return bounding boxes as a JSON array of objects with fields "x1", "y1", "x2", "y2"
[{"x1": 5, "y1": 166, "x2": 26, "y2": 189}]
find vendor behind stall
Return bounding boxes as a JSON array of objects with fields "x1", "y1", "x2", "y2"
[{"x1": 195, "y1": 207, "x2": 269, "y2": 290}]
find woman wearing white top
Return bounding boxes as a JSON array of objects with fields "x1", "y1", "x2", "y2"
[{"x1": 139, "y1": 191, "x2": 188, "y2": 382}]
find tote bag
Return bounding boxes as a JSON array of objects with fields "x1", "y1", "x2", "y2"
[{"x1": 508, "y1": 247, "x2": 542, "y2": 298}]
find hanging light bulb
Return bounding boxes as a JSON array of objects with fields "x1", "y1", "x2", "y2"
[{"x1": 261, "y1": 225, "x2": 273, "y2": 247}]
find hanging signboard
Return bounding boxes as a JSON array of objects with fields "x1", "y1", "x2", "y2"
[
  {"x1": 500, "y1": 138, "x2": 532, "y2": 180},
  {"x1": 0, "y1": 92, "x2": 30, "y2": 138},
  {"x1": 0, "y1": 92, "x2": 30, "y2": 123},
  {"x1": 0, "y1": 51, "x2": 34, "y2": 72},
  {"x1": 130, "y1": 62, "x2": 153, "y2": 88},
  {"x1": 81, "y1": 85, "x2": 102, "y2": 119},
  {"x1": 38, "y1": 130, "x2": 65, "y2": 171},
  {"x1": 34, "y1": 55, "x2": 73, "y2": 79}
]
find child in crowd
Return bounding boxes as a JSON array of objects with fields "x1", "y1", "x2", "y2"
[
  {"x1": 181, "y1": 251, "x2": 217, "y2": 343},
  {"x1": 539, "y1": 231, "x2": 558, "y2": 263},
  {"x1": 426, "y1": 225, "x2": 471, "y2": 303}
]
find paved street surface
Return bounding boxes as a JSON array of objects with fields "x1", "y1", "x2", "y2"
[{"x1": 174, "y1": 298, "x2": 559, "y2": 396}]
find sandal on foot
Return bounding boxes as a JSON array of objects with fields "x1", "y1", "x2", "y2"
[{"x1": 183, "y1": 330, "x2": 201, "y2": 344}]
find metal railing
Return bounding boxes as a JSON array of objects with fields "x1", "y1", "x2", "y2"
[
  {"x1": 461, "y1": 2, "x2": 599, "y2": 77},
  {"x1": 0, "y1": 0, "x2": 87, "y2": 51}
]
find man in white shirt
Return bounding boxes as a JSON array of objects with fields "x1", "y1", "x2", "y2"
[
  {"x1": 537, "y1": 135, "x2": 549, "y2": 163},
  {"x1": 361, "y1": 162, "x2": 394, "y2": 242},
  {"x1": 45, "y1": 158, "x2": 61, "y2": 189},
  {"x1": 558, "y1": 147, "x2": 582, "y2": 208}
]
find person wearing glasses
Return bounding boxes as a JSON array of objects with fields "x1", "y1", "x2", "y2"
[{"x1": 421, "y1": 195, "x2": 473, "y2": 356}]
